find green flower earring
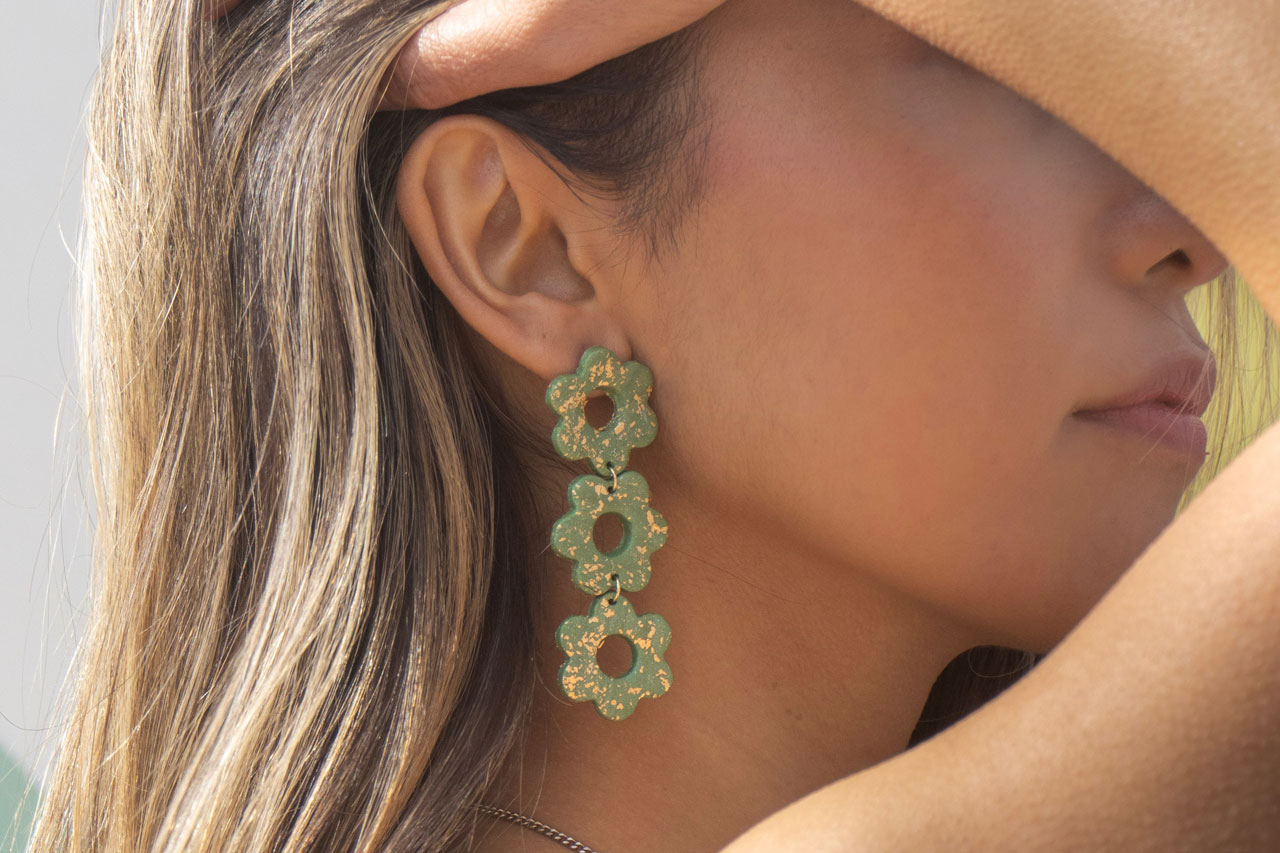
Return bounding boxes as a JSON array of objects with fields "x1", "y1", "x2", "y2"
[{"x1": 545, "y1": 345, "x2": 672, "y2": 721}]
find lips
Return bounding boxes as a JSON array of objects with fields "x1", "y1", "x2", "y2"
[
  {"x1": 1073, "y1": 401, "x2": 1209, "y2": 458},
  {"x1": 1072, "y1": 348, "x2": 1216, "y2": 458}
]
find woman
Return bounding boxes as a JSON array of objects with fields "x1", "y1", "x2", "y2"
[{"x1": 29, "y1": 0, "x2": 1280, "y2": 850}]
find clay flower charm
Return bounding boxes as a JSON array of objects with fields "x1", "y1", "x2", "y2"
[
  {"x1": 545, "y1": 345, "x2": 658, "y2": 478},
  {"x1": 556, "y1": 593, "x2": 673, "y2": 721},
  {"x1": 551, "y1": 470, "x2": 669, "y2": 596}
]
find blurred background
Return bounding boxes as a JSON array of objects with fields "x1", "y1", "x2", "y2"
[
  {"x1": 1, "y1": 0, "x2": 100, "y2": 849},
  {"x1": 2, "y1": 3, "x2": 1279, "y2": 853}
]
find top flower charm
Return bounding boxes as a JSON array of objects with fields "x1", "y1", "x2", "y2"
[{"x1": 545, "y1": 346, "x2": 658, "y2": 477}]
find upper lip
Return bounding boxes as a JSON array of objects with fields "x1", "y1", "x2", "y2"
[{"x1": 1075, "y1": 348, "x2": 1217, "y2": 418}]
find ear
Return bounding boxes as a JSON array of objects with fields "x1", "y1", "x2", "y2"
[{"x1": 396, "y1": 114, "x2": 634, "y2": 381}]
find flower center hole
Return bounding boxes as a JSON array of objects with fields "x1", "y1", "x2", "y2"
[
  {"x1": 592, "y1": 512, "x2": 627, "y2": 555},
  {"x1": 585, "y1": 392, "x2": 614, "y2": 429},
  {"x1": 596, "y1": 634, "x2": 633, "y2": 678}
]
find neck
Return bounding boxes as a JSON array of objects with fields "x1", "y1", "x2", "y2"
[{"x1": 475, "y1": 459, "x2": 983, "y2": 853}]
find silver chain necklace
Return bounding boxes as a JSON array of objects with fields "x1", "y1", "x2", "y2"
[{"x1": 474, "y1": 803, "x2": 603, "y2": 852}]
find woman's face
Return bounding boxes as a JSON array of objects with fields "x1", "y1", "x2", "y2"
[{"x1": 621, "y1": 0, "x2": 1227, "y2": 651}]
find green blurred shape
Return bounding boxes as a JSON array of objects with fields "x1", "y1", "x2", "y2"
[{"x1": 0, "y1": 747, "x2": 37, "y2": 853}]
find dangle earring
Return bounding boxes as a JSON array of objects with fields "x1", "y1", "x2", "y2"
[{"x1": 544, "y1": 345, "x2": 673, "y2": 721}]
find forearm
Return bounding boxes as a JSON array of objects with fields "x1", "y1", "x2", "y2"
[{"x1": 855, "y1": 0, "x2": 1280, "y2": 320}]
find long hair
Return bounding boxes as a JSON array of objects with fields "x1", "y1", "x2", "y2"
[{"x1": 29, "y1": 0, "x2": 1278, "y2": 849}]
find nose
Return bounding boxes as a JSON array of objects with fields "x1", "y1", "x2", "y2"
[{"x1": 1102, "y1": 186, "x2": 1231, "y2": 297}]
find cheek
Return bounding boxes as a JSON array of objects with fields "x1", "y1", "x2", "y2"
[
  {"x1": 689, "y1": 103, "x2": 1072, "y2": 507},
  {"x1": 642, "y1": 91, "x2": 1137, "y2": 646}
]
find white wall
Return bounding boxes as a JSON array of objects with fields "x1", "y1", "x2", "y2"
[{"x1": 0, "y1": 0, "x2": 102, "y2": 786}]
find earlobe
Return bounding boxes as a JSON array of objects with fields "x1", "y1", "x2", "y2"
[{"x1": 394, "y1": 114, "x2": 632, "y2": 380}]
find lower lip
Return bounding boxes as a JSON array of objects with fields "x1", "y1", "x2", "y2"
[{"x1": 1073, "y1": 402, "x2": 1208, "y2": 458}]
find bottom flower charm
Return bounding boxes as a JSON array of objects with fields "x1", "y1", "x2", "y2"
[{"x1": 555, "y1": 591, "x2": 673, "y2": 721}]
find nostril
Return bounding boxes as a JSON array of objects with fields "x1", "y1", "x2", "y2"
[{"x1": 1151, "y1": 249, "x2": 1191, "y2": 274}]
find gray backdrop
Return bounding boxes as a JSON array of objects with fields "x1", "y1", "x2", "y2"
[{"x1": 1, "y1": 0, "x2": 102, "y2": 797}]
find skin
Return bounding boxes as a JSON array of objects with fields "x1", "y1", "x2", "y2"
[{"x1": 394, "y1": 1, "x2": 1231, "y2": 850}]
